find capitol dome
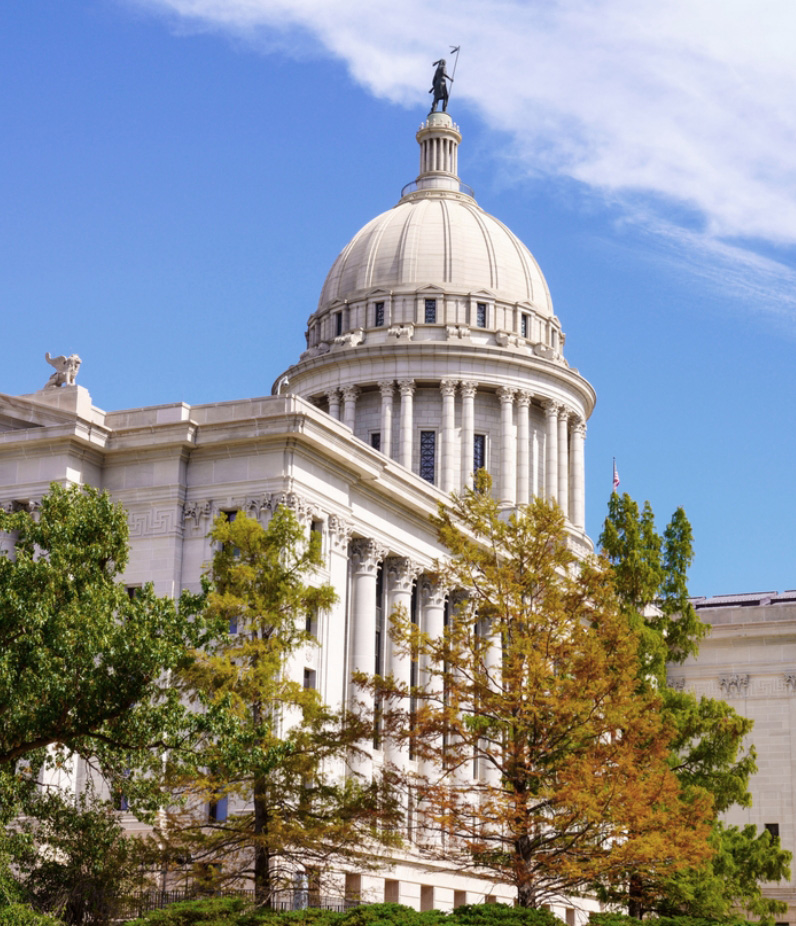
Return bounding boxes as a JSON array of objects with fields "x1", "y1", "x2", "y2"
[
  {"x1": 318, "y1": 188, "x2": 553, "y2": 317},
  {"x1": 274, "y1": 108, "x2": 594, "y2": 539}
]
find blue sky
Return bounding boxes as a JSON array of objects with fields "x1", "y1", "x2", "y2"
[{"x1": 3, "y1": 0, "x2": 796, "y2": 597}]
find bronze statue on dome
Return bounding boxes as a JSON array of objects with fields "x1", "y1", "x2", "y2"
[{"x1": 429, "y1": 47, "x2": 459, "y2": 114}]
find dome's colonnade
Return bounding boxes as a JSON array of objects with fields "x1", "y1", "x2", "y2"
[{"x1": 274, "y1": 113, "x2": 595, "y2": 530}]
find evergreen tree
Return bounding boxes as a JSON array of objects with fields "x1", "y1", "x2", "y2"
[
  {"x1": 157, "y1": 508, "x2": 400, "y2": 905},
  {"x1": 599, "y1": 492, "x2": 791, "y2": 920},
  {"x1": 367, "y1": 475, "x2": 712, "y2": 908}
]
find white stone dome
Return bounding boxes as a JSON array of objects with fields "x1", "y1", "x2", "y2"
[{"x1": 317, "y1": 194, "x2": 553, "y2": 315}]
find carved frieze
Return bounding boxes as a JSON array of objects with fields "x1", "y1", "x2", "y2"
[
  {"x1": 719, "y1": 674, "x2": 750, "y2": 696},
  {"x1": 666, "y1": 677, "x2": 686, "y2": 691},
  {"x1": 183, "y1": 498, "x2": 213, "y2": 525}
]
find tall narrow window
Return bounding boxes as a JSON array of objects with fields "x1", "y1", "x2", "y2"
[
  {"x1": 419, "y1": 430, "x2": 436, "y2": 483},
  {"x1": 473, "y1": 434, "x2": 486, "y2": 473},
  {"x1": 335, "y1": 311, "x2": 343, "y2": 336},
  {"x1": 374, "y1": 565, "x2": 385, "y2": 748},
  {"x1": 374, "y1": 301, "x2": 385, "y2": 327},
  {"x1": 424, "y1": 299, "x2": 437, "y2": 324},
  {"x1": 521, "y1": 313, "x2": 530, "y2": 338},
  {"x1": 476, "y1": 303, "x2": 487, "y2": 328},
  {"x1": 303, "y1": 668, "x2": 317, "y2": 690},
  {"x1": 409, "y1": 582, "x2": 419, "y2": 760},
  {"x1": 370, "y1": 431, "x2": 381, "y2": 451},
  {"x1": 208, "y1": 794, "x2": 228, "y2": 822}
]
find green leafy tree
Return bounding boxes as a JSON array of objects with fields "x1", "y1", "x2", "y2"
[
  {"x1": 12, "y1": 788, "x2": 151, "y2": 926},
  {"x1": 156, "y1": 508, "x2": 400, "y2": 905},
  {"x1": 0, "y1": 483, "x2": 212, "y2": 820},
  {"x1": 367, "y1": 475, "x2": 712, "y2": 908},
  {"x1": 599, "y1": 492, "x2": 791, "y2": 919}
]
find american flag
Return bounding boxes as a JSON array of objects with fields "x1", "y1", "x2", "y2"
[{"x1": 612, "y1": 458, "x2": 620, "y2": 492}]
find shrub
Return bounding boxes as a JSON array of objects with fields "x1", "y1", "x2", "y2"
[
  {"x1": 452, "y1": 906, "x2": 563, "y2": 926},
  {"x1": 0, "y1": 903, "x2": 64, "y2": 925}
]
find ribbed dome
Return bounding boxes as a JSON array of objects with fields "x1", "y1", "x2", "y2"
[{"x1": 317, "y1": 195, "x2": 554, "y2": 316}]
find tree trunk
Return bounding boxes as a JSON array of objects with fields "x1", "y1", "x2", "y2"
[
  {"x1": 253, "y1": 772, "x2": 271, "y2": 907},
  {"x1": 627, "y1": 873, "x2": 644, "y2": 919}
]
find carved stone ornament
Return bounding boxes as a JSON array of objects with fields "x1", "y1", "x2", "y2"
[
  {"x1": 666, "y1": 676, "x2": 686, "y2": 691},
  {"x1": 385, "y1": 556, "x2": 422, "y2": 594},
  {"x1": 13, "y1": 498, "x2": 41, "y2": 515},
  {"x1": 44, "y1": 352, "x2": 81, "y2": 389},
  {"x1": 459, "y1": 380, "x2": 478, "y2": 399},
  {"x1": 183, "y1": 498, "x2": 213, "y2": 524},
  {"x1": 328, "y1": 514, "x2": 353, "y2": 552},
  {"x1": 440, "y1": 379, "x2": 458, "y2": 398},
  {"x1": 719, "y1": 674, "x2": 750, "y2": 695},
  {"x1": 419, "y1": 574, "x2": 447, "y2": 609},
  {"x1": 496, "y1": 385, "x2": 516, "y2": 404},
  {"x1": 388, "y1": 324, "x2": 414, "y2": 341},
  {"x1": 446, "y1": 324, "x2": 471, "y2": 340},
  {"x1": 332, "y1": 328, "x2": 365, "y2": 350},
  {"x1": 784, "y1": 673, "x2": 796, "y2": 691},
  {"x1": 533, "y1": 343, "x2": 556, "y2": 360},
  {"x1": 266, "y1": 492, "x2": 321, "y2": 525},
  {"x1": 350, "y1": 538, "x2": 388, "y2": 575}
]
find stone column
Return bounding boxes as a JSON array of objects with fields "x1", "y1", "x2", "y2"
[
  {"x1": 516, "y1": 391, "x2": 532, "y2": 506},
  {"x1": 496, "y1": 387, "x2": 516, "y2": 506},
  {"x1": 440, "y1": 380, "x2": 457, "y2": 494},
  {"x1": 379, "y1": 381, "x2": 394, "y2": 459},
  {"x1": 557, "y1": 406, "x2": 570, "y2": 519},
  {"x1": 543, "y1": 400, "x2": 559, "y2": 502},
  {"x1": 571, "y1": 418, "x2": 586, "y2": 530},
  {"x1": 384, "y1": 556, "x2": 420, "y2": 769},
  {"x1": 342, "y1": 385, "x2": 359, "y2": 431},
  {"x1": 419, "y1": 576, "x2": 447, "y2": 787},
  {"x1": 349, "y1": 538, "x2": 387, "y2": 778},
  {"x1": 460, "y1": 381, "x2": 477, "y2": 488},
  {"x1": 326, "y1": 389, "x2": 341, "y2": 421},
  {"x1": 398, "y1": 380, "x2": 415, "y2": 471}
]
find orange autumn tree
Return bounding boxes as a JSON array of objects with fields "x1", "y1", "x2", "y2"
[{"x1": 368, "y1": 473, "x2": 713, "y2": 908}]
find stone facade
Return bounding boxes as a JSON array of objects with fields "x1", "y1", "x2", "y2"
[{"x1": 679, "y1": 592, "x2": 796, "y2": 921}]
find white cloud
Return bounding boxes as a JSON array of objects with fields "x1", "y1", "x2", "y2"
[{"x1": 126, "y1": 0, "x2": 796, "y2": 312}]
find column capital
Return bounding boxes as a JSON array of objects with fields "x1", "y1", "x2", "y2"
[
  {"x1": 459, "y1": 380, "x2": 478, "y2": 399},
  {"x1": 516, "y1": 389, "x2": 533, "y2": 408},
  {"x1": 572, "y1": 417, "x2": 587, "y2": 438},
  {"x1": 341, "y1": 384, "x2": 360, "y2": 401},
  {"x1": 440, "y1": 379, "x2": 458, "y2": 398},
  {"x1": 496, "y1": 385, "x2": 516, "y2": 404},
  {"x1": 326, "y1": 388, "x2": 340, "y2": 401},
  {"x1": 398, "y1": 379, "x2": 416, "y2": 397},
  {"x1": 419, "y1": 574, "x2": 448, "y2": 609},
  {"x1": 385, "y1": 556, "x2": 422, "y2": 594},
  {"x1": 350, "y1": 538, "x2": 388, "y2": 575},
  {"x1": 378, "y1": 380, "x2": 395, "y2": 398},
  {"x1": 557, "y1": 403, "x2": 572, "y2": 422},
  {"x1": 541, "y1": 398, "x2": 560, "y2": 417}
]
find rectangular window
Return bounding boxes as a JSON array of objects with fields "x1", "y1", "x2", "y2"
[
  {"x1": 424, "y1": 298, "x2": 437, "y2": 324},
  {"x1": 305, "y1": 607, "x2": 317, "y2": 637},
  {"x1": 374, "y1": 302, "x2": 385, "y2": 327},
  {"x1": 419, "y1": 430, "x2": 436, "y2": 483},
  {"x1": 208, "y1": 795, "x2": 228, "y2": 822},
  {"x1": 473, "y1": 434, "x2": 486, "y2": 473},
  {"x1": 126, "y1": 586, "x2": 142, "y2": 600},
  {"x1": 303, "y1": 668, "x2": 317, "y2": 690},
  {"x1": 476, "y1": 302, "x2": 487, "y2": 328},
  {"x1": 335, "y1": 311, "x2": 343, "y2": 336},
  {"x1": 374, "y1": 565, "x2": 385, "y2": 749},
  {"x1": 521, "y1": 313, "x2": 530, "y2": 338},
  {"x1": 370, "y1": 431, "x2": 381, "y2": 451},
  {"x1": 765, "y1": 823, "x2": 780, "y2": 841}
]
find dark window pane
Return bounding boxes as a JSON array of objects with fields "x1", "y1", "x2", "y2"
[
  {"x1": 521, "y1": 314, "x2": 529, "y2": 338},
  {"x1": 420, "y1": 430, "x2": 436, "y2": 483},
  {"x1": 476, "y1": 303, "x2": 487, "y2": 328},
  {"x1": 424, "y1": 299, "x2": 437, "y2": 324},
  {"x1": 473, "y1": 434, "x2": 486, "y2": 473},
  {"x1": 374, "y1": 302, "x2": 385, "y2": 326},
  {"x1": 335, "y1": 312, "x2": 343, "y2": 336},
  {"x1": 370, "y1": 431, "x2": 381, "y2": 451}
]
